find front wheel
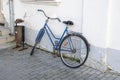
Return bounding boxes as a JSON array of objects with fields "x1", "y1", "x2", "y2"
[{"x1": 59, "y1": 33, "x2": 89, "y2": 68}]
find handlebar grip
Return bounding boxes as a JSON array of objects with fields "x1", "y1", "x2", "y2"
[
  {"x1": 37, "y1": 9, "x2": 43, "y2": 12},
  {"x1": 37, "y1": 9, "x2": 48, "y2": 18}
]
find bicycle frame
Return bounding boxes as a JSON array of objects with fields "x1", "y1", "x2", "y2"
[
  {"x1": 31, "y1": 9, "x2": 90, "y2": 68},
  {"x1": 43, "y1": 19, "x2": 69, "y2": 50}
]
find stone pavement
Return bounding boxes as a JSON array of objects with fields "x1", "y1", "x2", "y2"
[{"x1": 0, "y1": 47, "x2": 120, "y2": 80}]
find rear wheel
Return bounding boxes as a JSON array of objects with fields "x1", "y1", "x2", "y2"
[{"x1": 59, "y1": 33, "x2": 89, "y2": 68}]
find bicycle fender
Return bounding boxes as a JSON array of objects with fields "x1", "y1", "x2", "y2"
[{"x1": 35, "y1": 28, "x2": 45, "y2": 43}]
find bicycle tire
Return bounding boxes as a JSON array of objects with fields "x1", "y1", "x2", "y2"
[{"x1": 59, "y1": 33, "x2": 89, "y2": 68}]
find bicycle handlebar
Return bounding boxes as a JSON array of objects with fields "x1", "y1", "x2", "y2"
[{"x1": 37, "y1": 9, "x2": 61, "y2": 22}]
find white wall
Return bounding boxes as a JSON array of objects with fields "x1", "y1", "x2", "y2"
[
  {"x1": 2, "y1": 0, "x2": 109, "y2": 72},
  {"x1": 2, "y1": 0, "x2": 120, "y2": 73},
  {"x1": 83, "y1": 0, "x2": 120, "y2": 73},
  {"x1": 82, "y1": 0, "x2": 109, "y2": 48},
  {"x1": 3, "y1": 0, "x2": 83, "y2": 51},
  {"x1": 18, "y1": 0, "x2": 83, "y2": 51},
  {"x1": 107, "y1": 0, "x2": 120, "y2": 73},
  {"x1": 82, "y1": 0, "x2": 109, "y2": 71},
  {"x1": 2, "y1": 0, "x2": 10, "y2": 25},
  {"x1": 108, "y1": 0, "x2": 120, "y2": 50}
]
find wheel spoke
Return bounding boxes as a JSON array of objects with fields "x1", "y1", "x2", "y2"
[{"x1": 59, "y1": 34, "x2": 89, "y2": 68}]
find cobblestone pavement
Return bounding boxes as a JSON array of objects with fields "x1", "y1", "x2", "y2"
[{"x1": 0, "y1": 47, "x2": 120, "y2": 80}]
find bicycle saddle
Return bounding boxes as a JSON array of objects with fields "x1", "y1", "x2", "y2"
[{"x1": 63, "y1": 20, "x2": 74, "y2": 25}]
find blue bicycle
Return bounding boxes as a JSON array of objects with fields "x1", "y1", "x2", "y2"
[{"x1": 30, "y1": 9, "x2": 90, "y2": 68}]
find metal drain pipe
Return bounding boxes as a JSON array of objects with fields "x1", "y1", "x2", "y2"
[{"x1": 9, "y1": 0, "x2": 14, "y2": 35}]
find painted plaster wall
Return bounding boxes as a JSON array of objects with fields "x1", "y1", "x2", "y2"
[
  {"x1": 82, "y1": 0, "x2": 109, "y2": 48},
  {"x1": 3, "y1": 0, "x2": 83, "y2": 50},
  {"x1": 16, "y1": 0, "x2": 83, "y2": 51},
  {"x1": 2, "y1": 0, "x2": 10, "y2": 25},
  {"x1": 107, "y1": 0, "x2": 120, "y2": 73},
  {"x1": 2, "y1": 0, "x2": 109, "y2": 72},
  {"x1": 82, "y1": 0, "x2": 109, "y2": 71},
  {"x1": 2, "y1": 0, "x2": 120, "y2": 72},
  {"x1": 83, "y1": 0, "x2": 120, "y2": 73}
]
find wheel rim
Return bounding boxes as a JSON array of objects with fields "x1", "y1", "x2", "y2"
[{"x1": 60, "y1": 34, "x2": 88, "y2": 68}]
